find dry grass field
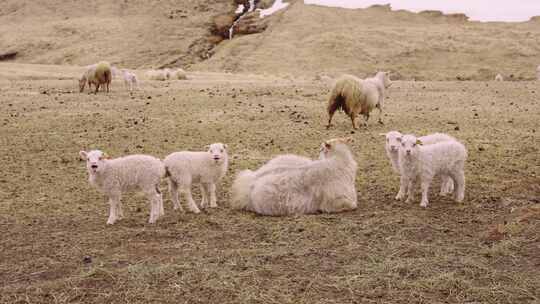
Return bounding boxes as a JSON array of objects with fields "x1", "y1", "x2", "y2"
[{"x1": 1, "y1": 64, "x2": 539, "y2": 303}]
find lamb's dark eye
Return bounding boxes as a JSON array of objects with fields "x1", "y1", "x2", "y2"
[
  {"x1": 401, "y1": 143, "x2": 405, "y2": 147},
  {"x1": 220, "y1": 149, "x2": 223, "y2": 153},
  {"x1": 413, "y1": 143, "x2": 416, "y2": 147}
]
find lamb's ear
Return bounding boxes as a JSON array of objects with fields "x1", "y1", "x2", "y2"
[
  {"x1": 223, "y1": 144, "x2": 228, "y2": 150},
  {"x1": 79, "y1": 151, "x2": 88, "y2": 160},
  {"x1": 416, "y1": 139, "x2": 423, "y2": 146},
  {"x1": 324, "y1": 141, "x2": 331, "y2": 149}
]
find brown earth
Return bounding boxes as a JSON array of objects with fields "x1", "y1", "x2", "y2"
[
  {"x1": 2, "y1": 1, "x2": 540, "y2": 79},
  {"x1": 0, "y1": 63, "x2": 539, "y2": 303}
]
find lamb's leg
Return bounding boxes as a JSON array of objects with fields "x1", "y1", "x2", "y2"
[
  {"x1": 199, "y1": 183, "x2": 208, "y2": 209},
  {"x1": 395, "y1": 175, "x2": 408, "y2": 200},
  {"x1": 350, "y1": 113, "x2": 358, "y2": 129},
  {"x1": 451, "y1": 170, "x2": 466, "y2": 203},
  {"x1": 144, "y1": 187, "x2": 161, "y2": 224},
  {"x1": 106, "y1": 81, "x2": 110, "y2": 93},
  {"x1": 116, "y1": 201, "x2": 124, "y2": 220},
  {"x1": 209, "y1": 183, "x2": 218, "y2": 208},
  {"x1": 106, "y1": 193, "x2": 121, "y2": 225},
  {"x1": 405, "y1": 179, "x2": 415, "y2": 204},
  {"x1": 420, "y1": 178, "x2": 432, "y2": 208},
  {"x1": 181, "y1": 186, "x2": 201, "y2": 214},
  {"x1": 168, "y1": 179, "x2": 183, "y2": 211},
  {"x1": 377, "y1": 103, "x2": 384, "y2": 124},
  {"x1": 439, "y1": 175, "x2": 454, "y2": 196},
  {"x1": 94, "y1": 83, "x2": 100, "y2": 94},
  {"x1": 156, "y1": 184, "x2": 164, "y2": 217}
]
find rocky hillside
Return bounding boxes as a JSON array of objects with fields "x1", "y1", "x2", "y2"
[
  {"x1": 0, "y1": 0, "x2": 235, "y2": 68},
  {"x1": 197, "y1": 2, "x2": 540, "y2": 80},
  {"x1": 1, "y1": 0, "x2": 539, "y2": 80}
]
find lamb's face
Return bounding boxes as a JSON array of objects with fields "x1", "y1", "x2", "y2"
[
  {"x1": 207, "y1": 143, "x2": 228, "y2": 164},
  {"x1": 80, "y1": 150, "x2": 108, "y2": 174},
  {"x1": 320, "y1": 137, "x2": 353, "y2": 158},
  {"x1": 399, "y1": 135, "x2": 422, "y2": 158},
  {"x1": 382, "y1": 131, "x2": 402, "y2": 154}
]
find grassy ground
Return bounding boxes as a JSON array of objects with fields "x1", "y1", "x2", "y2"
[{"x1": 0, "y1": 64, "x2": 539, "y2": 303}]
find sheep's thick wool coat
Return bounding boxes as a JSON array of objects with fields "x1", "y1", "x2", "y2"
[{"x1": 232, "y1": 140, "x2": 357, "y2": 216}]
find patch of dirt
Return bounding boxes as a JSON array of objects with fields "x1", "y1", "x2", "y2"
[{"x1": 0, "y1": 63, "x2": 539, "y2": 303}]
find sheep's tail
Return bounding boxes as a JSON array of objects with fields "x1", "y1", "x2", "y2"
[
  {"x1": 231, "y1": 169, "x2": 256, "y2": 210},
  {"x1": 328, "y1": 76, "x2": 358, "y2": 116}
]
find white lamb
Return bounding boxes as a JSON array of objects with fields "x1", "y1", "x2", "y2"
[
  {"x1": 397, "y1": 134, "x2": 467, "y2": 207},
  {"x1": 382, "y1": 131, "x2": 455, "y2": 198},
  {"x1": 365, "y1": 71, "x2": 392, "y2": 119},
  {"x1": 147, "y1": 69, "x2": 170, "y2": 81},
  {"x1": 231, "y1": 137, "x2": 358, "y2": 216},
  {"x1": 122, "y1": 69, "x2": 139, "y2": 91},
  {"x1": 171, "y1": 68, "x2": 187, "y2": 80},
  {"x1": 163, "y1": 143, "x2": 229, "y2": 213},
  {"x1": 79, "y1": 150, "x2": 165, "y2": 225}
]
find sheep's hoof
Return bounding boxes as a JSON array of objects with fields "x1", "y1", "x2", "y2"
[{"x1": 420, "y1": 201, "x2": 428, "y2": 208}]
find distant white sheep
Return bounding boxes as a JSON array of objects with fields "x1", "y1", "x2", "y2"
[
  {"x1": 327, "y1": 71, "x2": 391, "y2": 129},
  {"x1": 397, "y1": 134, "x2": 467, "y2": 207},
  {"x1": 146, "y1": 69, "x2": 170, "y2": 81},
  {"x1": 382, "y1": 131, "x2": 455, "y2": 198},
  {"x1": 163, "y1": 143, "x2": 229, "y2": 213},
  {"x1": 495, "y1": 74, "x2": 504, "y2": 81},
  {"x1": 79, "y1": 150, "x2": 165, "y2": 224},
  {"x1": 122, "y1": 69, "x2": 139, "y2": 91},
  {"x1": 79, "y1": 62, "x2": 112, "y2": 93},
  {"x1": 231, "y1": 137, "x2": 358, "y2": 215},
  {"x1": 171, "y1": 68, "x2": 188, "y2": 80}
]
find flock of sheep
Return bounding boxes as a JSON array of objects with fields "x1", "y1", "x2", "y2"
[
  {"x1": 78, "y1": 64, "x2": 475, "y2": 224},
  {"x1": 78, "y1": 61, "x2": 187, "y2": 94}
]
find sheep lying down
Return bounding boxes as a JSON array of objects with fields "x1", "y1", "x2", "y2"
[{"x1": 231, "y1": 137, "x2": 358, "y2": 216}]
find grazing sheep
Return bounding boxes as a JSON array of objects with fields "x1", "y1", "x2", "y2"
[
  {"x1": 327, "y1": 72, "x2": 391, "y2": 129},
  {"x1": 79, "y1": 150, "x2": 165, "y2": 225},
  {"x1": 231, "y1": 137, "x2": 358, "y2": 216},
  {"x1": 495, "y1": 74, "x2": 504, "y2": 81},
  {"x1": 79, "y1": 62, "x2": 112, "y2": 94},
  {"x1": 397, "y1": 134, "x2": 467, "y2": 207},
  {"x1": 381, "y1": 131, "x2": 455, "y2": 199},
  {"x1": 122, "y1": 69, "x2": 139, "y2": 91},
  {"x1": 164, "y1": 143, "x2": 229, "y2": 213}
]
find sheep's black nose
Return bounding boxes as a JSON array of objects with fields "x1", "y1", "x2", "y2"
[{"x1": 91, "y1": 164, "x2": 98, "y2": 169}]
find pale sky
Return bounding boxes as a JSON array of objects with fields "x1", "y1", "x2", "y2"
[{"x1": 303, "y1": 0, "x2": 540, "y2": 22}]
